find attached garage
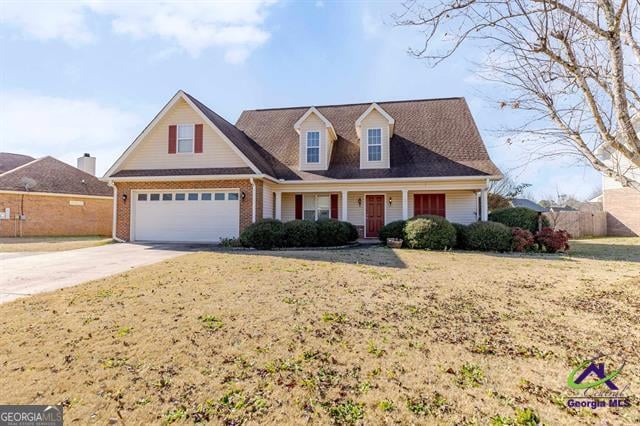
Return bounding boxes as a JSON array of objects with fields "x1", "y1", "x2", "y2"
[{"x1": 131, "y1": 189, "x2": 240, "y2": 242}]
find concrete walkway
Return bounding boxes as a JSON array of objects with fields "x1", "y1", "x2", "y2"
[{"x1": 0, "y1": 243, "x2": 192, "y2": 304}]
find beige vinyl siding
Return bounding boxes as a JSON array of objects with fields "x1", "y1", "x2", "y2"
[
  {"x1": 298, "y1": 113, "x2": 329, "y2": 171},
  {"x1": 408, "y1": 190, "x2": 478, "y2": 224},
  {"x1": 359, "y1": 109, "x2": 390, "y2": 169},
  {"x1": 121, "y1": 98, "x2": 248, "y2": 170},
  {"x1": 263, "y1": 181, "x2": 274, "y2": 219}
]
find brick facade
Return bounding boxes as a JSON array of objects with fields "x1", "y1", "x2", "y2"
[
  {"x1": 114, "y1": 179, "x2": 257, "y2": 241},
  {"x1": 604, "y1": 187, "x2": 640, "y2": 236},
  {"x1": 0, "y1": 193, "x2": 112, "y2": 237}
]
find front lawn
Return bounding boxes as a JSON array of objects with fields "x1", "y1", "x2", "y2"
[
  {"x1": 0, "y1": 236, "x2": 112, "y2": 252},
  {"x1": 0, "y1": 238, "x2": 638, "y2": 424}
]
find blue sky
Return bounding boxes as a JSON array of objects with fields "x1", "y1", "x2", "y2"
[{"x1": 0, "y1": 0, "x2": 600, "y2": 200}]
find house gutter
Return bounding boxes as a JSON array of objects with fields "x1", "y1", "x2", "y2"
[
  {"x1": 107, "y1": 181, "x2": 126, "y2": 243},
  {"x1": 250, "y1": 177, "x2": 257, "y2": 223}
]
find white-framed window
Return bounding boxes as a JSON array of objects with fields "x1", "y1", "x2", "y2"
[
  {"x1": 228, "y1": 193, "x2": 239, "y2": 200},
  {"x1": 303, "y1": 194, "x2": 331, "y2": 221},
  {"x1": 367, "y1": 128, "x2": 382, "y2": 162},
  {"x1": 177, "y1": 124, "x2": 194, "y2": 153},
  {"x1": 306, "y1": 131, "x2": 320, "y2": 163}
]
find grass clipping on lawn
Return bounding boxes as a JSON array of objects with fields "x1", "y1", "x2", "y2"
[{"x1": 0, "y1": 243, "x2": 639, "y2": 425}]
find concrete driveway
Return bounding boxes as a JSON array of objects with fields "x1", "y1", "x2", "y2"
[{"x1": 0, "y1": 243, "x2": 194, "y2": 304}]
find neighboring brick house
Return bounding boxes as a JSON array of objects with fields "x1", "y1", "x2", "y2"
[
  {"x1": 0, "y1": 153, "x2": 113, "y2": 237},
  {"x1": 103, "y1": 90, "x2": 501, "y2": 243}
]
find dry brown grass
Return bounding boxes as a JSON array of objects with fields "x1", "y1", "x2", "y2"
[
  {"x1": 0, "y1": 236, "x2": 112, "y2": 252},
  {"x1": 0, "y1": 238, "x2": 639, "y2": 425}
]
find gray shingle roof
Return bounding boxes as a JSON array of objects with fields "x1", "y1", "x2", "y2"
[
  {"x1": 0, "y1": 153, "x2": 35, "y2": 174},
  {"x1": 235, "y1": 97, "x2": 501, "y2": 180},
  {"x1": 510, "y1": 198, "x2": 548, "y2": 212},
  {"x1": 0, "y1": 156, "x2": 112, "y2": 197}
]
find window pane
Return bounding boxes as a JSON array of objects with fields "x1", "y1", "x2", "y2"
[
  {"x1": 317, "y1": 195, "x2": 330, "y2": 209},
  {"x1": 303, "y1": 195, "x2": 315, "y2": 210},
  {"x1": 162, "y1": 193, "x2": 172, "y2": 201},
  {"x1": 307, "y1": 147, "x2": 319, "y2": 163},
  {"x1": 368, "y1": 128, "x2": 382, "y2": 145},
  {"x1": 214, "y1": 193, "x2": 225, "y2": 200},
  {"x1": 177, "y1": 124, "x2": 193, "y2": 139},
  {"x1": 178, "y1": 139, "x2": 193, "y2": 153},
  {"x1": 175, "y1": 193, "x2": 186, "y2": 201},
  {"x1": 150, "y1": 193, "x2": 160, "y2": 201},
  {"x1": 318, "y1": 210, "x2": 330, "y2": 221},
  {"x1": 368, "y1": 145, "x2": 382, "y2": 161},
  {"x1": 303, "y1": 210, "x2": 315, "y2": 221},
  {"x1": 201, "y1": 193, "x2": 212, "y2": 201},
  {"x1": 307, "y1": 131, "x2": 320, "y2": 147},
  {"x1": 137, "y1": 193, "x2": 147, "y2": 201},
  {"x1": 228, "y1": 193, "x2": 239, "y2": 200},
  {"x1": 188, "y1": 193, "x2": 198, "y2": 201}
]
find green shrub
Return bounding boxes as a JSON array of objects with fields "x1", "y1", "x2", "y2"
[
  {"x1": 378, "y1": 220, "x2": 406, "y2": 244},
  {"x1": 316, "y1": 220, "x2": 350, "y2": 247},
  {"x1": 283, "y1": 220, "x2": 318, "y2": 247},
  {"x1": 404, "y1": 215, "x2": 457, "y2": 250},
  {"x1": 466, "y1": 221, "x2": 513, "y2": 252},
  {"x1": 239, "y1": 219, "x2": 285, "y2": 249},
  {"x1": 342, "y1": 221, "x2": 359, "y2": 242},
  {"x1": 452, "y1": 223, "x2": 468, "y2": 249},
  {"x1": 489, "y1": 207, "x2": 549, "y2": 233}
]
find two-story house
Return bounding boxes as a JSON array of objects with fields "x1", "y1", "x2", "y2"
[{"x1": 103, "y1": 91, "x2": 501, "y2": 243}]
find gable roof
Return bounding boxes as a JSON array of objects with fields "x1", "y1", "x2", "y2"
[
  {"x1": 104, "y1": 91, "x2": 276, "y2": 179},
  {"x1": 293, "y1": 107, "x2": 337, "y2": 141},
  {"x1": 0, "y1": 153, "x2": 35, "y2": 174},
  {"x1": 236, "y1": 97, "x2": 501, "y2": 181},
  {"x1": 0, "y1": 156, "x2": 112, "y2": 197},
  {"x1": 355, "y1": 103, "x2": 395, "y2": 139}
]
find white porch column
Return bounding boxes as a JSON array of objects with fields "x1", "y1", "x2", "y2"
[
  {"x1": 401, "y1": 189, "x2": 409, "y2": 220},
  {"x1": 275, "y1": 191, "x2": 282, "y2": 220},
  {"x1": 341, "y1": 190, "x2": 348, "y2": 221},
  {"x1": 480, "y1": 188, "x2": 488, "y2": 221}
]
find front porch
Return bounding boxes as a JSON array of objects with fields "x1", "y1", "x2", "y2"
[{"x1": 269, "y1": 181, "x2": 489, "y2": 238}]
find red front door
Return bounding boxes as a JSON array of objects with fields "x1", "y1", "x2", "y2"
[{"x1": 366, "y1": 195, "x2": 385, "y2": 238}]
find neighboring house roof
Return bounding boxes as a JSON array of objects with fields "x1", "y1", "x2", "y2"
[
  {"x1": 0, "y1": 156, "x2": 112, "y2": 197},
  {"x1": 111, "y1": 167, "x2": 254, "y2": 178},
  {"x1": 236, "y1": 97, "x2": 501, "y2": 181},
  {"x1": 549, "y1": 205, "x2": 577, "y2": 212},
  {"x1": 510, "y1": 198, "x2": 548, "y2": 213},
  {"x1": 0, "y1": 153, "x2": 35, "y2": 174}
]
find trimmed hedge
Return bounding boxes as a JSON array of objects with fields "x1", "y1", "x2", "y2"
[
  {"x1": 404, "y1": 215, "x2": 457, "y2": 250},
  {"x1": 465, "y1": 221, "x2": 513, "y2": 252},
  {"x1": 241, "y1": 219, "x2": 357, "y2": 249},
  {"x1": 452, "y1": 223, "x2": 469, "y2": 249},
  {"x1": 536, "y1": 227, "x2": 571, "y2": 253},
  {"x1": 240, "y1": 219, "x2": 285, "y2": 249},
  {"x1": 489, "y1": 207, "x2": 549, "y2": 233},
  {"x1": 379, "y1": 220, "x2": 406, "y2": 244},
  {"x1": 283, "y1": 220, "x2": 318, "y2": 248},
  {"x1": 511, "y1": 227, "x2": 535, "y2": 252}
]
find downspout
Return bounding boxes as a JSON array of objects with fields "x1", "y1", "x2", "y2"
[
  {"x1": 250, "y1": 177, "x2": 256, "y2": 223},
  {"x1": 107, "y1": 181, "x2": 126, "y2": 243}
]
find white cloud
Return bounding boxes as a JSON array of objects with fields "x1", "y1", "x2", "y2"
[
  {"x1": 0, "y1": 91, "x2": 142, "y2": 176},
  {"x1": 0, "y1": 1, "x2": 93, "y2": 44},
  {"x1": 0, "y1": 0, "x2": 277, "y2": 63}
]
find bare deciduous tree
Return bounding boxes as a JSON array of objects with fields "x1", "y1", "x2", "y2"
[{"x1": 393, "y1": 0, "x2": 640, "y2": 191}]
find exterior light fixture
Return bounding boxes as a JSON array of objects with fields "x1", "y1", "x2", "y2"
[
  {"x1": 357, "y1": 197, "x2": 362, "y2": 207},
  {"x1": 122, "y1": 193, "x2": 127, "y2": 203},
  {"x1": 388, "y1": 197, "x2": 392, "y2": 206},
  {"x1": 241, "y1": 191, "x2": 246, "y2": 200}
]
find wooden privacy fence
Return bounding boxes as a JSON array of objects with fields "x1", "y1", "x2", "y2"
[{"x1": 543, "y1": 211, "x2": 607, "y2": 238}]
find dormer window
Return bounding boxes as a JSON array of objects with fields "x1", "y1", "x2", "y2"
[
  {"x1": 306, "y1": 131, "x2": 320, "y2": 163},
  {"x1": 367, "y1": 128, "x2": 382, "y2": 162},
  {"x1": 177, "y1": 124, "x2": 194, "y2": 153}
]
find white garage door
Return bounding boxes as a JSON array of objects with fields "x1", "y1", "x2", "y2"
[{"x1": 132, "y1": 190, "x2": 240, "y2": 243}]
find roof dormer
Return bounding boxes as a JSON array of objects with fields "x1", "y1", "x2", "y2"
[
  {"x1": 356, "y1": 103, "x2": 394, "y2": 169},
  {"x1": 294, "y1": 107, "x2": 337, "y2": 171}
]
